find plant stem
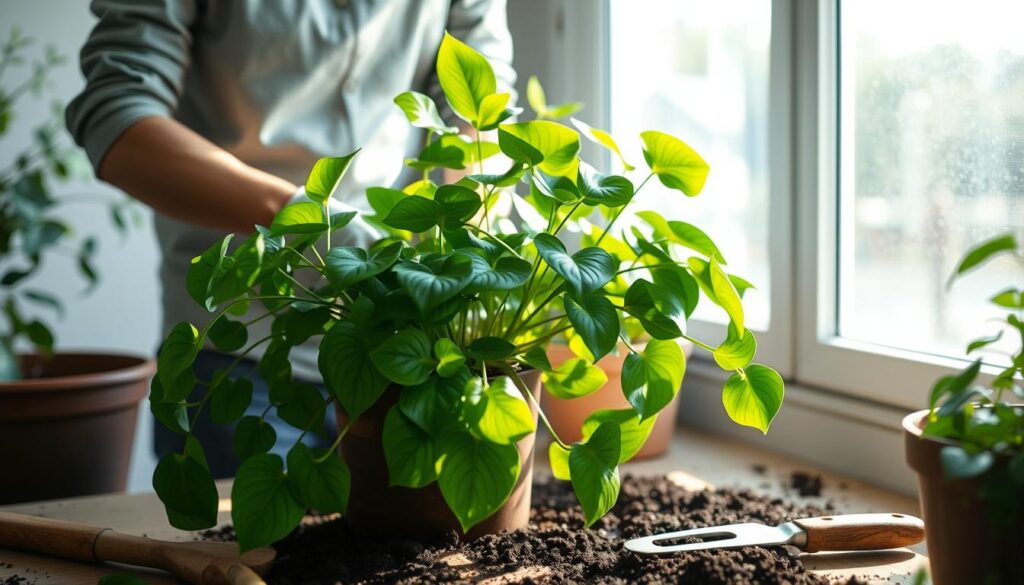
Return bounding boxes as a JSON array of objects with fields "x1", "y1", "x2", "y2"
[
  {"x1": 295, "y1": 395, "x2": 336, "y2": 445},
  {"x1": 681, "y1": 334, "x2": 716, "y2": 353},
  {"x1": 316, "y1": 417, "x2": 356, "y2": 463},
  {"x1": 504, "y1": 367, "x2": 569, "y2": 450},
  {"x1": 462, "y1": 223, "x2": 524, "y2": 259},
  {"x1": 276, "y1": 269, "x2": 329, "y2": 303},
  {"x1": 186, "y1": 334, "x2": 275, "y2": 433},
  {"x1": 514, "y1": 323, "x2": 571, "y2": 354}
]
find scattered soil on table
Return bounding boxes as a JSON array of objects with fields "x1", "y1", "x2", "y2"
[
  {"x1": 205, "y1": 475, "x2": 865, "y2": 584},
  {"x1": 0, "y1": 575, "x2": 33, "y2": 585},
  {"x1": 789, "y1": 471, "x2": 825, "y2": 497}
]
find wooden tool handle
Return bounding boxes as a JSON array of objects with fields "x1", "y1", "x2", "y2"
[
  {"x1": 0, "y1": 510, "x2": 107, "y2": 562},
  {"x1": 793, "y1": 513, "x2": 924, "y2": 553}
]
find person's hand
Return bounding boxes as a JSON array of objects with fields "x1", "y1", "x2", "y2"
[{"x1": 287, "y1": 187, "x2": 381, "y2": 249}]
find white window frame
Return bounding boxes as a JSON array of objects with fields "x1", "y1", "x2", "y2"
[{"x1": 510, "y1": 0, "x2": 1000, "y2": 415}]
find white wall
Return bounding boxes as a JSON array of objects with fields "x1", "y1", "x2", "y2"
[{"x1": 0, "y1": 2, "x2": 161, "y2": 491}]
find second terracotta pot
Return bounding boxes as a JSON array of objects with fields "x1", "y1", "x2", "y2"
[
  {"x1": 543, "y1": 340, "x2": 694, "y2": 460},
  {"x1": 338, "y1": 370, "x2": 542, "y2": 540},
  {"x1": 903, "y1": 409, "x2": 1023, "y2": 585}
]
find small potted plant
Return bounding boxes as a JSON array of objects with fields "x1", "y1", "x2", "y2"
[
  {"x1": 903, "y1": 233, "x2": 1023, "y2": 585},
  {"x1": 0, "y1": 28, "x2": 152, "y2": 504},
  {"x1": 151, "y1": 33, "x2": 785, "y2": 551}
]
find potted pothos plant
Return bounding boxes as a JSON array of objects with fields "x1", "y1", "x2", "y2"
[
  {"x1": 904, "y1": 233, "x2": 1023, "y2": 585},
  {"x1": 151, "y1": 33, "x2": 785, "y2": 551},
  {"x1": 0, "y1": 28, "x2": 151, "y2": 504}
]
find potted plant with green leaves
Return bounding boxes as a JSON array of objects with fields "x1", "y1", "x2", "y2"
[
  {"x1": 0, "y1": 27, "x2": 152, "y2": 504},
  {"x1": 151, "y1": 33, "x2": 785, "y2": 551},
  {"x1": 903, "y1": 233, "x2": 1023, "y2": 585}
]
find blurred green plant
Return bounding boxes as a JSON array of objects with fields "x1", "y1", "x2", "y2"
[
  {"x1": 0, "y1": 28, "x2": 137, "y2": 380},
  {"x1": 151, "y1": 32, "x2": 785, "y2": 550}
]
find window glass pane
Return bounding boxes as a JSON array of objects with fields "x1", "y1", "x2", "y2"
[
  {"x1": 608, "y1": 0, "x2": 771, "y2": 330},
  {"x1": 838, "y1": 0, "x2": 1024, "y2": 361}
]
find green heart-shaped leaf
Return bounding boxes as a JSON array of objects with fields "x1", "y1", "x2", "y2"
[
  {"x1": 187, "y1": 235, "x2": 232, "y2": 311},
  {"x1": 465, "y1": 376, "x2": 536, "y2": 445},
  {"x1": 209, "y1": 375, "x2": 253, "y2": 424},
  {"x1": 157, "y1": 322, "x2": 200, "y2": 402},
  {"x1": 548, "y1": 442, "x2": 571, "y2": 480},
  {"x1": 651, "y1": 266, "x2": 699, "y2": 318},
  {"x1": 232, "y1": 454, "x2": 305, "y2": 552},
  {"x1": 437, "y1": 427, "x2": 521, "y2": 532},
  {"x1": 465, "y1": 255, "x2": 531, "y2": 294},
  {"x1": 435, "y1": 184, "x2": 482, "y2": 228},
  {"x1": 436, "y1": 32, "x2": 496, "y2": 125},
  {"x1": 709, "y1": 259, "x2": 744, "y2": 334},
  {"x1": 384, "y1": 195, "x2": 441, "y2": 232},
  {"x1": 287, "y1": 443, "x2": 351, "y2": 514},
  {"x1": 325, "y1": 242, "x2": 402, "y2": 289},
  {"x1": 578, "y1": 162, "x2": 633, "y2": 207},
  {"x1": 208, "y1": 317, "x2": 247, "y2": 352},
  {"x1": 370, "y1": 328, "x2": 436, "y2": 386},
  {"x1": 533, "y1": 234, "x2": 616, "y2": 298},
  {"x1": 498, "y1": 121, "x2": 580, "y2": 177},
  {"x1": 434, "y1": 338, "x2": 467, "y2": 378},
  {"x1": 564, "y1": 293, "x2": 619, "y2": 361},
  {"x1": 394, "y1": 91, "x2": 458, "y2": 135},
  {"x1": 636, "y1": 210, "x2": 725, "y2": 263},
  {"x1": 153, "y1": 449, "x2": 218, "y2": 531},
  {"x1": 640, "y1": 130, "x2": 710, "y2": 196},
  {"x1": 622, "y1": 279, "x2": 686, "y2": 340},
  {"x1": 270, "y1": 201, "x2": 327, "y2": 235},
  {"x1": 234, "y1": 416, "x2": 277, "y2": 461},
  {"x1": 569, "y1": 421, "x2": 621, "y2": 527},
  {"x1": 714, "y1": 325, "x2": 757, "y2": 370},
  {"x1": 722, "y1": 364, "x2": 784, "y2": 434},
  {"x1": 394, "y1": 253, "x2": 475, "y2": 314},
  {"x1": 319, "y1": 321, "x2": 390, "y2": 417},
  {"x1": 304, "y1": 151, "x2": 359, "y2": 203},
  {"x1": 582, "y1": 409, "x2": 656, "y2": 464},
  {"x1": 383, "y1": 405, "x2": 439, "y2": 488},
  {"x1": 622, "y1": 340, "x2": 685, "y2": 420},
  {"x1": 399, "y1": 373, "x2": 464, "y2": 434},
  {"x1": 542, "y1": 357, "x2": 607, "y2": 399}
]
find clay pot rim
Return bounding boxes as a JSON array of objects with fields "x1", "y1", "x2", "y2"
[{"x1": 0, "y1": 352, "x2": 156, "y2": 393}]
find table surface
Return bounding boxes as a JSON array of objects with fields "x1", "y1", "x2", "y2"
[{"x1": 0, "y1": 428, "x2": 928, "y2": 584}]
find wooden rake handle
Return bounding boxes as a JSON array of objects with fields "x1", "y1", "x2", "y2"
[{"x1": 793, "y1": 513, "x2": 925, "y2": 553}]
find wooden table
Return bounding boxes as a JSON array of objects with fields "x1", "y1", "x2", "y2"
[{"x1": 0, "y1": 429, "x2": 928, "y2": 584}]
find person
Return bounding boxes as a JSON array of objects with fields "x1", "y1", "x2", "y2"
[{"x1": 66, "y1": 0, "x2": 516, "y2": 478}]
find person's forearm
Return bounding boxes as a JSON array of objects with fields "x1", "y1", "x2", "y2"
[{"x1": 98, "y1": 117, "x2": 295, "y2": 233}]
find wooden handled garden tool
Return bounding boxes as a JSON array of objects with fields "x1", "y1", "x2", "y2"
[
  {"x1": 624, "y1": 513, "x2": 924, "y2": 554},
  {"x1": 0, "y1": 510, "x2": 275, "y2": 584}
]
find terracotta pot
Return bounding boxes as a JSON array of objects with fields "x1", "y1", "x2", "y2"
[
  {"x1": 542, "y1": 340, "x2": 694, "y2": 460},
  {"x1": 338, "y1": 370, "x2": 542, "y2": 540},
  {"x1": 0, "y1": 353, "x2": 154, "y2": 505},
  {"x1": 903, "y1": 409, "x2": 1024, "y2": 585}
]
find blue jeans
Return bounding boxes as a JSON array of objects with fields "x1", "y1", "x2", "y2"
[{"x1": 153, "y1": 349, "x2": 337, "y2": 479}]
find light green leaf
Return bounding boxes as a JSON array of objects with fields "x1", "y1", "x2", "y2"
[
  {"x1": 319, "y1": 321, "x2": 390, "y2": 417},
  {"x1": 394, "y1": 253, "x2": 475, "y2": 314},
  {"x1": 990, "y1": 288, "x2": 1024, "y2": 309},
  {"x1": 722, "y1": 364, "x2": 784, "y2": 434},
  {"x1": 526, "y1": 76, "x2": 582, "y2": 120},
  {"x1": 383, "y1": 405, "x2": 438, "y2": 488},
  {"x1": 636, "y1": 210, "x2": 725, "y2": 263},
  {"x1": 325, "y1": 242, "x2": 402, "y2": 289},
  {"x1": 434, "y1": 338, "x2": 467, "y2": 378},
  {"x1": 622, "y1": 279, "x2": 686, "y2": 340},
  {"x1": 533, "y1": 234, "x2": 617, "y2": 298},
  {"x1": 153, "y1": 450, "x2": 218, "y2": 531},
  {"x1": 394, "y1": 91, "x2": 458, "y2": 134},
  {"x1": 304, "y1": 151, "x2": 359, "y2": 203},
  {"x1": 710, "y1": 259, "x2": 744, "y2": 334},
  {"x1": 476, "y1": 92, "x2": 518, "y2": 131},
  {"x1": 437, "y1": 427, "x2": 521, "y2": 532},
  {"x1": 542, "y1": 357, "x2": 607, "y2": 399},
  {"x1": 465, "y1": 376, "x2": 536, "y2": 445},
  {"x1": 270, "y1": 201, "x2": 327, "y2": 236},
  {"x1": 370, "y1": 328, "x2": 436, "y2": 386},
  {"x1": 582, "y1": 408, "x2": 656, "y2": 464},
  {"x1": 549, "y1": 442, "x2": 571, "y2": 480},
  {"x1": 640, "y1": 130, "x2": 710, "y2": 196},
  {"x1": 951, "y1": 233, "x2": 1017, "y2": 280},
  {"x1": 966, "y1": 331, "x2": 1003, "y2": 355},
  {"x1": 713, "y1": 325, "x2": 757, "y2": 370},
  {"x1": 571, "y1": 117, "x2": 634, "y2": 171},
  {"x1": 287, "y1": 443, "x2": 350, "y2": 514},
  {"x1": 520, "y1": 346, "x2": 553, "y2": 372},
  {"x1": 366, "y1": 187, "x2": 408, "y2": 222},
  {"x1": 564, "y1": 293, "x2": 619, "y2": 361},
  {"x1": 622, "y1": 340, "x2": 685, "y2": 420},
  {"x1": 498, "y1": 121, "x2": 580, "y2": 177},
  {"x1": 436, "y1": 32, "x2": 496, "y2": 124},
  {"x1": 569, "y1": 421, "x2": 621, "y2": 527},
  {"x1": 232, "y1": 454, "x2": 305, "y2": 552}
]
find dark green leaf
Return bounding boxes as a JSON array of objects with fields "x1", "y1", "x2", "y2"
[
  {"x1": 319, "y1": 321, "x2": 390, "y2": 417},
  {"x1": 581, "y1": 409, "x2": 656, "y2": 464},
  {"x1": 287, "y1": 443, "x2": 350, "y2": 514},
  {"x1": 369, "y1": 328, "x2": 435, "y2": 386},
  {"x1": 157, "y1": 322, "x2": 200, "y2": 402},
  {"x1": 519, "y1": 346, "x2": 553, "y2": 372},
  {"x1": 325, "y1": 242, "x2": 403, "y2": 290},
  {"x1": 209, "y1": 375, "x2": 253, "y2": 424},
  {"x1": 232, "y1": 454, "x2": 305, "y2": 551},
  {"x1": 564, "y1": 293, "x2": 619, "y2": 361},
  {"x1": 153, "y1": 450, "x2": 218, "y2": 530},
  {"x1": 467, "y1": 336, "x2": 516, "y2": 361},
  {"x1": 149, "y1": 376, "x2": 189, "y2": 434},
  {"x1": 234, "y1": 416, "x2": 277, "y2": 460},
  {"x1": 533, "y1": 234, "x2": 616, "y2": 298},
  {"x1": 187, "y1": 236, "x2": 232, "y2": 311},
  {"x1": 940, "y1": 445, "x2": 994, "y2": 480},
  {"x1": 622, "y1": 279, "x2": 686, "y2": 340},
  {"x1": 577, "y1": 162, "x2": 633, "y2": 207},
  {"x1": 399, "y1": 373, "x2": 464, "y2": 434},
  {"x1": 208, "y1": 317, "x2": 248, "y2": 352},
  {"x1": 437, "y1": 427, "x2": 521, "y2": 532},
  {"x1": 622, "y1": 340, "x2": 685, "y2": 420},
  {"x1": 276, "y1": 382, "x2": 326, "y2": 430},
  {"x1": 383, "y1": 405, "x2": 438, "y2": 488},
  {"x1": 465, "y1": 256, "x2": 531, "y2": 294},
  {"x1": 383, "y1": 195, "x2": 440, "y2": 232},
  {"x1": 394, "y1": 253, "x2": 475, "y2": 314}
]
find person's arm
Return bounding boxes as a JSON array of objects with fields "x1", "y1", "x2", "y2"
[
  {"x1": 66, "y1": 0, "x2": 293, "y2": 233},
  {"x1": 98, "y1": 117, "x2": 295, "y2": 232}
]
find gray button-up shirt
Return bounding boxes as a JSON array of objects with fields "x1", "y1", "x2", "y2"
[{"x1": 66, "y1": 0, "x2": 515, "y2": 380}]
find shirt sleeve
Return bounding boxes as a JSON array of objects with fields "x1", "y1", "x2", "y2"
[
  {"x1": 65, "y1": 0, "x2": 198, "y2": 171},
  {"x1": 428, "y1": 0, "x2": 517, "y2": 127}
]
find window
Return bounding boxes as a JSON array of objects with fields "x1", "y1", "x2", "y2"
[
  {"x1": 837, "y1": 0, "x2": 1024, "y2": 364},
  {"x1": 608, "y1": 0, "x2": 773, "y2": 331}
]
